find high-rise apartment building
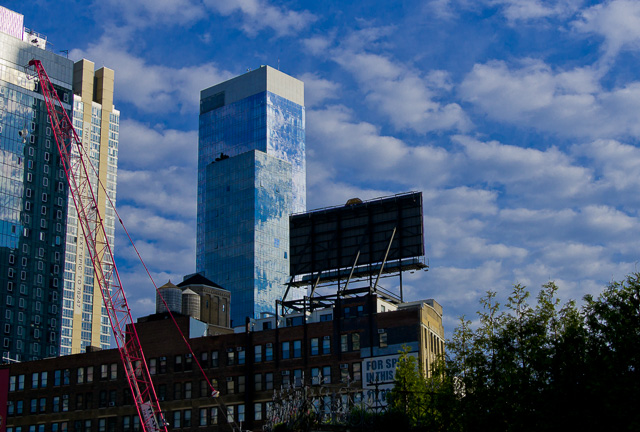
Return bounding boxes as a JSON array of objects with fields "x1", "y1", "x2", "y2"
[
  {"x1": 0, "y1": 7, "x2": 72, "y2": 361},
  {"x1": 197, "y1": 66, "x2": 306, "y2": 325},
  {"x1": 59, "y1": 60, "x2": 118, "y2": 355}
]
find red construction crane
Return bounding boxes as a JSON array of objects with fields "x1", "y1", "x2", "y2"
[{"x1": 27, "y1": 59, "x2": 167, "y2": 432}]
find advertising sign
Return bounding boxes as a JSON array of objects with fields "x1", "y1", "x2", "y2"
[{"x1": 361, "y1": 352, "x2": 418, "y2": 407}]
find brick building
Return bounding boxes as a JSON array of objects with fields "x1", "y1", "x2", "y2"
[{"x1": 0, "y1": 292, "x2": 444, "y2": 432}]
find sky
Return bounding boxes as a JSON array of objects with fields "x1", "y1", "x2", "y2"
[{"x1": 6, "y1": 0, "x2": 640, "y2": 336}]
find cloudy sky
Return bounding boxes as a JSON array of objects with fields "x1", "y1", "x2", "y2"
[{"x1": 9, "y1": 0, "x2": 640, "y2": 335}]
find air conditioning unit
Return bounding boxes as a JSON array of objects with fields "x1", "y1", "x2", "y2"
[
  {"x1": 236, "y1": 347, "x2": 243, "y2": 351},
  {"x1": 281, "y1": 371, "x2": 289, "y2": 376},
  {"x1": 377, "y1": 329, "x2": 385, "y2": 334},
  {"x1": 185, "y1": 353, "x2": 192, "y2": 358},
  {"x1": 323, "y1": 336, "x2": 330, "y2": 340},
  {"x1": 160, "y1": 357, "x2": 167, "y2": 361},
  {"x1": 340, "y1": 364, "x2": 349, "y2": 369},
  {"x1": 226, "y1": 377, "x2": 233, "y2": 382},
  {"x1": 266, "y1": 343, "x2": 273, "y2": 348},
  {"x1": 108, "y1": 402, "x2": 115, "y2": 407}
]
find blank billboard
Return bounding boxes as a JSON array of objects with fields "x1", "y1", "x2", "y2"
[{"x1": 290, "y1": 192, "x2": 424, "y2": 277}]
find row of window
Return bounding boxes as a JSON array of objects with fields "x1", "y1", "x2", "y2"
[
  {"x1": 5, "y1": 403, "x2": 257, "y2": 432},
  {"x1": 9, "y1": 364, "x2": 118, "y2": 391},
  {"x1": 9, "y1": 363, "x2": 364, "y2": 416}
]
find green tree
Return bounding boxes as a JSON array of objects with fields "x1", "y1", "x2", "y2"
[
  {"x1": 386, "y1": 345, "x2": 427, "y2": 426},
  {"x1": 386, "y1": 274, "x2": 640, "y2": 431}
]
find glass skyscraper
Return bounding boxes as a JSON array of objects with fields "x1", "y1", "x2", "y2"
[
  {"x1": 0, "y1": 7, "x2": 72, "y2": 361},
  {"x1": 0, "y1": 7, "x2": 118, "y2": 360},
  {"x1": 197, "y1": 66, "x2": 306, "y2": 325}
]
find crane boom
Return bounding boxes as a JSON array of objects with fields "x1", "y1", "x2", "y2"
[{"x1": 27, "y1": 59, "x2": 167, "y2": 432}]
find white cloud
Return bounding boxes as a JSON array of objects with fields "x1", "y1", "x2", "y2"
[
  {"x1": 303, "y1": 30, "x2": 470, "y2": 134},
  {"x1": 307, "y1": 105, "x2": 455, "y2": 189},
  {"x1": 119, "y1": 120, "x2": 197, "y2": 169},
  {"x1": 117, "y1": 166, "x2": 197, "y2": 219},
  {"x1": 459, "y1": 59, "x2": 640, "y2": 139},
  {"x1": 297, "y1": 73, "x2": 341, "y2": 108},
  {"x1": 70, "y1": 36, "x2": 232, "y2": 114},
  {"x1": 573, "y1": 139, "x2": 640, "y2": 194},
  {"x1": 428, "y1": 0, "x2": 582, "y2": 22},
  {"x1": 203, "y1": 0, "x2": 316, "y2": 37},
  {"x1": 493, "y1": 0, "x2": 582, "y2": 22},
  {"x1": 102, "y1": 0, "x2": 205, "y2": 27},
  {"x1": 574, "y1": 0, "x2": 640, "y2": 59}
]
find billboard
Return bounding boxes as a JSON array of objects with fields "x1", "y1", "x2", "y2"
[{"x1": 289, "y1": 192, "x2": 424, "y2": 277}]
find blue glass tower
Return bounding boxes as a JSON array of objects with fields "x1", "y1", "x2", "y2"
[{"x1": 197, "y1": 66, "x2": 305, "y2": 325}]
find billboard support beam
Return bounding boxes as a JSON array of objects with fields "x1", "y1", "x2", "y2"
[{"x1": 372, "y1": 227, "x2": 396, "y2": 294}]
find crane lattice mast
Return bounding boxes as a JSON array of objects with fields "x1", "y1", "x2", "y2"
[{"x1": 27, "y1": 59, "x2": 167, "y2": 432}]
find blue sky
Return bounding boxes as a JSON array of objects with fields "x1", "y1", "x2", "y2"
[{"x1": 7, "y1": 0, "x2": 640, "y2": 335}]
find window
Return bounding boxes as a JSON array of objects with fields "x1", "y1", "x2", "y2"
[
  {"x1": 238, "y1": 375, "x2": 245, "y2": 393},
  {"x1": 184, "y1": 381, "x2": 192, "y2": 399},
  {"x1": 311, "y1": 338, "x2": 319, "y2": 355},
  {"x1": 265, "y1": 372, "x2": 273, "y2": 390},
  {"x1": 341, "y1": 334, "x2": 349, "y2": 352},
  {"x1": 254, "y1": 345, "x2": 262, "y2": 362},
  {"x1": 227, "y1": 351, "x2": 235, "y2": 366},
  {"x1": 255, "y1": 402, "x2": 263, "y2": 420},
  {"x1": 293, "y1": 340, "x2": 302, "y2": 358},
  {"x1": 238, "y1": 349, "x2": 245, "y2": 365},
  {"x1": 100, "y1": 364, "x2": 108, "y2": 380},
  {"x1": 211, "y1": 351, "x2": 219, "y2": 367},
  {"x1": 323, "y1": 366, "x2": 332, "y2": 384},
  {"x1": 173, "y1": 411, "x2": 181, "y2": 428},
  {"x1": 352, "y1": 333, "x2": 360, "y2": 351},
  {"x1": 294, "y1": 369, "x2": 302, "y2": 387},
  {"x1": 159, "y1": 357, "x2": 167, "y2": 373},
  {"x1": 149, "y1": 359, "x2": 157, "y2": 375},
  {"x1": 265, "y1": 344, "x2": 273, "y2": 361},
  {"x1": 86, "y1": 366, "x2": 94, "y2": 382},
  {"x1": 379, "y1": 332, "x2": 388, "y2": 348},
  {"x1": 322, "y1": 337, "x2": 331, "y2": 354},
  {"x1": 32, "y1": 373, "x2": 39, "y2": 389},
  {"x1": 174, "y1": 383, "x2": 182, "y2": 400},
  {"x1": 353, "y1": 362, "x2": 362, "y2": 381},
  {"x1": 254, "y1": 373, "x2": 262, "y2": 391},
  {"x1": 226, "y1": 378, "x2": 234, "y2": 394},
  {"x1": 110, "y1": 363, "x2": 117, "y2": 380},
  {"x1": 341, "y1": 365, "x2": 349, "y2": 383},
  {"x1": 311, "y1": 367, "x2": 320, "y2": 385},
  {"x1": 238, "y1": 404, "x2": 245, "y2": 422},
  {"x1": 174, "y1": 355, "x2": 183, "y2": 372},
  {"x1": 183, "y1": 409, "x2": 192, "y2": 427},
  {"x1": 282, "y1": 341, "x2": 290, "y2": 359}
]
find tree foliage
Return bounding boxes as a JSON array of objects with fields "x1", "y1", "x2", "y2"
[{"x1": 388, "y1": 273, "x2": 640, "y2": 431}]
